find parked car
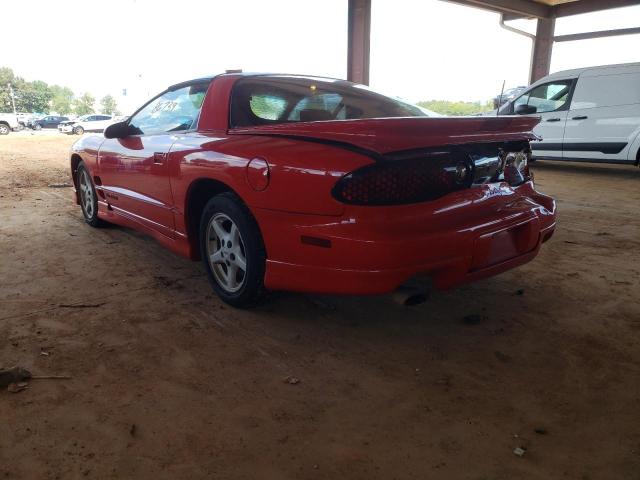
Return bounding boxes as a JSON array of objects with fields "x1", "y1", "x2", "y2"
[
  {"x1": 498, "y1": 62, "x2": 640, "y2": 165},
  {"x1": 70, "y1": 73, "x2": 556, "y2": 307},
  {"x1": 0, "y1": 113, "x2": 19, "y2": 134},
  {"x1": 16, "y1": 113, "x2": 33, "y2": 128},
  {"x1": 59, "y1": 114, "x2": 114, "y2": 135},
  {"x1": 493, "y1": 86, "x2": 527, "y2": 109},
  {"x1": 23, "y1": 114, "x2": 44, "y2": 129},
  {"x1": 33, "y1": 115, "x2": 69, "y2": 130}
]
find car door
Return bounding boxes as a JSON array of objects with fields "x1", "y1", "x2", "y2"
[
  {"x1": 83, "y1": 115, "x2": 98, "y2": 131},
  {"x1": 97, "y1": 82, "x2": 209, "y2": 238},
  {"x1": 563, "y1": 71, "x2": 640, "y2": 163},
  {"x1": 511, "y1": 79, "x2": 575, "y2": 160}
]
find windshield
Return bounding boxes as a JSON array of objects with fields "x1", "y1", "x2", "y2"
[{"x1": 230, "y1": 76, "x2": 428, "y2": 128}]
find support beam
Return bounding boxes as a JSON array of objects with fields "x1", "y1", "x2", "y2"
[
  {"x1": 444, "y1": 0, "x2": 550, "y2": 19},
  {"x1": 501, "y1": 0, "x2": 640, "y2": 20},
  {"x1": 555, "y1": 0, "x2": 640, "y2": 18},
  {"x1": 555, "y1": 26, "x2": 640, "y2": 42},
  {"x1": 347, "y1": 0, "x2": 371, "y2": 85},
  {"x1": 530, "y1": 17, "x2": 555, "y2": 84}
]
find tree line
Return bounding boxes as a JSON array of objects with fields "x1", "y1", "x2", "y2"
[{"x1": 0, "y1": 67, "x2": 119, "y2": 116}]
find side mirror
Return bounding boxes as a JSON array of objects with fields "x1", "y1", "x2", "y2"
[
  {"x1": 104, "y1": 121, "x2": 131, "y2": 139},
  {"x1": 515, "y1": 104, "x2": 537, "y2": 115}
]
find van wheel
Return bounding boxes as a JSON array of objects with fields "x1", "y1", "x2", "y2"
[
  {"x1": 0, "y1": 123, "x2": 10, "y2": 135},
  {"x1": 200, "y1": 193, "x2": 266, "y2": 308}
]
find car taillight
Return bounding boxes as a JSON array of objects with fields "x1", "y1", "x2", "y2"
[
  {"x1": 503, "y1": 150, "x2": 531, "y2": 186},
  {"x1": 332, "y1": 153, "x2": 474, "y2": 206}
]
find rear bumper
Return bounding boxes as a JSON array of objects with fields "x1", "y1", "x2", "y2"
[{"x1": 255, "y1": 181, "x2": 556, "y2": 295}]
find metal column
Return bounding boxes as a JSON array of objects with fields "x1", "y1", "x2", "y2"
[
  {"x1": 347, "y1": 0, "x2": 371, "y2": 85},
  {"x1": 530, "y1": 17, "x2": 555, "y2": 84}
]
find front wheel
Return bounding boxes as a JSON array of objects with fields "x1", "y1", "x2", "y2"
[
  {"x1": 74, "y1": 126, "x2": 84, "y2": 135},
  {"x1": 199, "y1": 193, "x2": 266, "y2": 308},
  {"x1": 34, "y1": 124, "x2": 42, "y2": 130},
  {"x1": 76, "y1": 162, "x2": 103, "y2": 227},
  {"x1": 0, "y1": 123, "x2": 10, "y2": 135}
]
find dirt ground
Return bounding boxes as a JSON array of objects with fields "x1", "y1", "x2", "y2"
[{"x1": 1, "y1": 132, "x2": 639, "y2": 480}]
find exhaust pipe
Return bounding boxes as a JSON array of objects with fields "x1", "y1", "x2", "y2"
[{"x1": 392, "y1": 285, "x2": 429, "y2": 306}]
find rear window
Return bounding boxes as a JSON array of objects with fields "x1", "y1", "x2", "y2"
[{"x1": 230, "y1": 76, "x2": 427, "y2": 128}]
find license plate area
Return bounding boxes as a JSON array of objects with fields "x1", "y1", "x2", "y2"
[{"x1": 470, "y1": 219, "x2": 538, "y2": 271}]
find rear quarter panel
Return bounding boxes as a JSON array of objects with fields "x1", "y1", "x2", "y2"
[{"x1": 168, "y1": 132, "x2": 374, "y2": 237}]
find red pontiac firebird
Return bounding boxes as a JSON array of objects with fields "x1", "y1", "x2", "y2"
[{"x1": 70, "y1": 73, "x2": 556, "y2": 307}]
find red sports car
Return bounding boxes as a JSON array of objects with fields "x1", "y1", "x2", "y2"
[{"x1": 71, "y1": 73, "x2": 556, "y2": 307}]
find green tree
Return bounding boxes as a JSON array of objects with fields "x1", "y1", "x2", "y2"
[
  {"x1": 74, "y1": 92, "x2": 95, "y2": 115},
  {"x1": 417, "y1": 99, "x2": 494, "y2": 116},
  {"x1": 100, "y1": 94, "x2": 119, "y2": 115},
  {"x1": 16, "y1": 80, "x2": 52, "y2": 112},
  {"x1": 50, "y1": 85, "x2": 74, "y2": 115},
  {"x1": 0, "y1": 67, "x2": 17, "y2": 85},
  {"x1": 0, "y1": 67, "x2": 22, "y2": 113},
  {"x1": 0, "y1": 84, "x2": 14, "y2": 113}
]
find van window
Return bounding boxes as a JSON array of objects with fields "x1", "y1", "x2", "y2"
[
  {"x1": 514, "y1": 80, "x2": 573, "y2": 113},
  {"x1": 571, "y1": 73, "x2": 640, "y2": 110}
]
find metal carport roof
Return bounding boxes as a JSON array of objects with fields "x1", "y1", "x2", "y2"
[{"x1": 347, "y1": 0, "x2": 640, "y2": 85}]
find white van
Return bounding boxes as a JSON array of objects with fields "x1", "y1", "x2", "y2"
[{"x1": 498, "y1": 62, "x2": 640, "y2": 165}]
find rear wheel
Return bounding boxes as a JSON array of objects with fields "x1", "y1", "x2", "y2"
[
  {"x1": 76, "y1": 163, "x2": 103, "y2": 227},
  {"x1": 74, "y1": 126, "x2": 84, "y2": 135},
  {"x1": 200, "y1": 193, "x2": 266, "y2": 308},
  {"x1": 0, "y1": 123, "x2": 9, "y2": 135}
]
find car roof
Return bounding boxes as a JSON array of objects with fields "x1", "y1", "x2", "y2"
[{"x1": 167, "y1": 73, "x2": 349, "y2": 91}]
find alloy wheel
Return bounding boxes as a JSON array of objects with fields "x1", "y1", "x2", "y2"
[
  {"x1": 205, "y1": 213, "x2": 247, "y2": 293},
  {"x1": 79, "y1": 169, "x2": 95, "y2": 219}
]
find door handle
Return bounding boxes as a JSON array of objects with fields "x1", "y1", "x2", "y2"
[
  {"x1": 572, "y1": 115, "x2": 588, "y2": 120},
  {"x1": 153, "y1": 152, "x2": 166, "y2": 164},
  {"x1": 546, "y1": 118, "x2": 562, "y2": 122}
]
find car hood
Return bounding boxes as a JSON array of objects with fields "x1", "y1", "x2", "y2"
[{"x1": 229, "y1": 116, "x2": 541, "y2": 155}]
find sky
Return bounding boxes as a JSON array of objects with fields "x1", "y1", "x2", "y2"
[{"x1": 2, "y1": 0, "x2": 639, "y2": 114}]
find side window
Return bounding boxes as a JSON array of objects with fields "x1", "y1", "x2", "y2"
[
  {"x1": 129, "y1": 83, "x2": 208, "y2": 135},
  {"x1": 571, "y1": 73, "x2": 640, "y2": 110},
  {"x1": 288, "y1": 93, "x2": 345, "y2": 121},
  {"x1": 249, "y1": 94, "x2": 288, "y2": 120},
  {"x1": 514, "y1": 81, "x2": 572, "y2": 113}
]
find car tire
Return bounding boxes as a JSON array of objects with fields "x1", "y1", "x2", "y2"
[
  {"x1": 0, "y1": 123, "x2": 10, "y2": 135},
  {"x1": 74, "y1": 126, "x2": 84, "y2": 135},
  {"x1": 34, "y1": 124, "x2": 42, "y2": 130},
  {"x1": 199, "y1": 192, "x2": 267, "y2": 308},
  {"x1": 76, "y1": 162, "x2": 103, "y2": 228}
]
